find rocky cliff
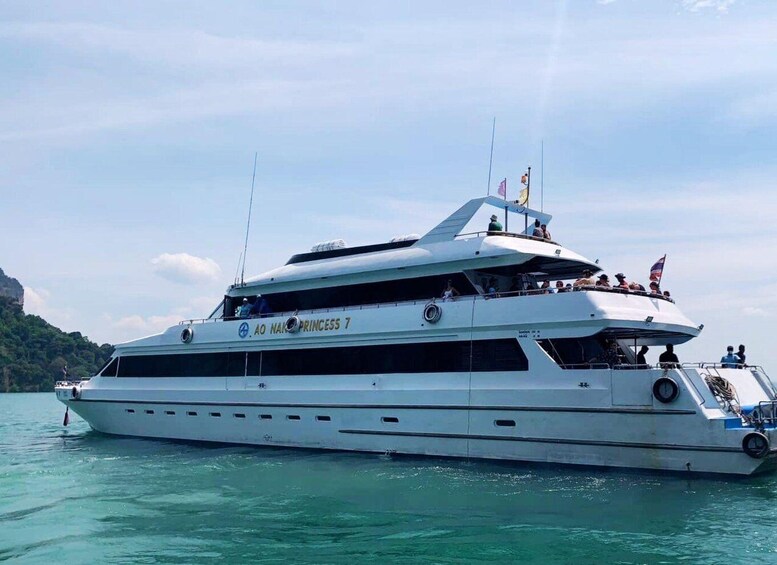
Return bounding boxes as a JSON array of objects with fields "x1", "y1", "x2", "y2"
[{"x1": 0, "y1": 267, "x2": 24, "y2": 307}]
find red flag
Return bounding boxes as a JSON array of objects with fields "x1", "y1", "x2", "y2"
[
  {"x1": 650, "y1": 256, "x2": 666, "y2": 282},
  {"x1": 497, "y1": 178, "x2": 507, "y2": 199},
  {"x1": 63, "y1": 406, "x2": 70, "y2": 426}
]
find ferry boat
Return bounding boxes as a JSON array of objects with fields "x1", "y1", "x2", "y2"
[{"x1": 56, "y1": 196, "x2": 777, "y2": 475}]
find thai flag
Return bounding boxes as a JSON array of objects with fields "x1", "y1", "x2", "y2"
[
  {"x1": 650, "y1": 256, "x2": 666, "y2": 281},
  {"x1": 497, "y1": 178, "x2": 507, "y2": 199}
]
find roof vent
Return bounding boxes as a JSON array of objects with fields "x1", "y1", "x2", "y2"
[
  {"x1": 389, "y1": 234, "x2": 420, "y2": 243},
  {"x1": 311, "y1": 239, "x2": 347, "y2": 253}
]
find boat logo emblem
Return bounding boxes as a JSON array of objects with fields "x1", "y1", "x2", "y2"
[{"x1": 238, "y1": 322, "x2": 250, "y2": 339}]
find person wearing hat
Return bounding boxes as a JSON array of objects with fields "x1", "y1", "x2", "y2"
[
  {"x1": 238, "y1": 297, "x2": 252, "y2": 318},
  {"x1": 573, "y1": 269, "x2": 595, "y2": 287},
  {"x1": 596, "y1": 274, "x2": 611, "y2": 288},
  {"x1": 721, "y1": 346, "x2": 741, "y2": 368},
  {"x1": 649, "y1": 280, "x2": 661, "y2": 295},
  {"x1": 614, "y1": 273, "x2": 630, "y2": 290},
  {"x1": 488, "y1": 214, "x2": 503, "y2": 232}
]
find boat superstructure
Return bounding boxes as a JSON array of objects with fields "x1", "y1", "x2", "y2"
[{"x1": 56, "y1": 196, "x2": 777, "y2": 475}]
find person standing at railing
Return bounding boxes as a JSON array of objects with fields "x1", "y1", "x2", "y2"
[
  {"x1": 541, "y1": 224, "x2": 552, "y2": 241},
  {"x1": 737, "y1": 344, "x2": 747, "y2": 367},
  {"x1": 238, "y1": 298, "x2": 251, "y2": 318},
  {"x1": 441, "y1": 280, "x2": 460, "y2": 302},
  {"x1": 659, "y1": 344, "x2": 679, "y2": 367},
  {"x1": 637, "y1": 345, "x2": 649, "y2": 366},
  {"x1": 531, "y1": 219, "x2": 543, "y2": 238},
  {"x1": 721, "y1": 346, "x2": 741, "y2": 368}
]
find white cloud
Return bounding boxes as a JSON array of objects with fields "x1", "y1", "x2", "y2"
[
  {"x1": 743, "y1": 307, "x2": 770, "y2": 318},
  {"x1": 681, "y1": 0, "x2": 736, "y2": 13},
  {"x1": 22, "y1": 286, "x2": 76, "y2": 330},
  {"x1": 151, "y1": 253, "x2": 221, "y2": 284}
]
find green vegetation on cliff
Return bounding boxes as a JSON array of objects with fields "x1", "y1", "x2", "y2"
[{"x1": 0, "y1": 296, "x2": 113, "y2": 392}]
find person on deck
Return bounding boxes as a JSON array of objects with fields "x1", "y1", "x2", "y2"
[
  {"x1": 509, "y1": 276, "x2": 522, "y2": 293},
  {"x1": 249, "y1": 296, "x2": 272, "y2": 317},
  {"x1": 486, "y1": 277, "x2": 499, "y2": 298},
  {"x1": 238, "y1": 298, "x2": 251, "y2": 318},
  {"x1": 636, "y1": 345, "x2": 649, "y2": 366},
  {"x1": 721, "y1": 346, "x2": 741, "y2": 368},
  {"x1": 541, "y1": 224, "x2": 552, "y2": 240},
  {"x1": 737, "y1": 344, "x2": 747, "y2": 367},
  {"x1": 531, "y1": 219, "x2": 543, "y2": 238},
  {"x1": 574, "y1": 269, "x2": 595, "y2": 287},
  {"x1": 540, "y1": 280, "x2": 552, "y2": 294},
  {"x1": 488, "y1": 215, "x2": 503, "y2": 232},
  {"x1": 441, "y1": 280, "x2": 460, "y2": 302},
  {"x1": 555, "y1": 280, "x2": 566, "y2": 292},
  {"x1": 614, "y1": 273, "x2": 630, "y2": 290},
  {"x1": 649, "y1": 281, "x2": 661, "y2": 295},
  {"x1": 629, "y1": 281, "x2": 646, "y2": 292},
  {"x1": 658, "y1": 344, "x2": 679, "y2": 367},
  {"x1": 596, "y1": 274, "x2": 611, "y2": 288}
]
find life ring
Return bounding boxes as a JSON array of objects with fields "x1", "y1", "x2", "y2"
[
  {"x1": 285, "y1": 316, "x2": 301, "y2": 333},
  {"x1": 181, "y1": 327, "x2": 194, "y2": 344},
  {"x1": 652, "y1": 377, "x2": 680, "y2": 403},
  {"x1": 71, "y1": 386, "x2": 80, "y2": 400},
  {"x1": 742, "y1": 432, "x2": 770, "y2": 459},
  {"x1": 423, "y1": 303, "x2": 442, "y2": 324}
]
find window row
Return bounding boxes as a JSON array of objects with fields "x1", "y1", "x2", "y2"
[{"x1": 111, "y1": 339, "x2": 529, "y2": 378}]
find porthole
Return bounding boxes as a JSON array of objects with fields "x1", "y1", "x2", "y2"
[
  {"x1": 145, "y1": 409, "x2": 155, "y2": 415},
  {"x1": 316, "y1": 415, "x2": 331, "y2": 422},
  {"x1": 287, "y1": 415, "x2": 301, "y2": 421},
  {"x1": 210, "y1": 412, "x2": 222, "y2": 417},
  {"x1": 187, "y1": 411, "x2": 198, "y2": 416},
  {"x1": 495, "y1": 419, "x2": 516, "y2": 427},
  {"x1": 234, "y1": 413, "x2": 246, "y2": 419},
  {"x1": 126, "y1": 409, "x2": 135, "y2": 414},
  {"x1": 165, "y1": 410, "x2": 175, "y2": 416},
  {"x1": 260, "y1": 414, "x2": 272, "y2": 420},
  {"x1": 382, "y1": 417, "x2": 399, "y2": 423}
]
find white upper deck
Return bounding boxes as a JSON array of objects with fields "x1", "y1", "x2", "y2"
[{"x1": 235, "y1": 197, "x2": 599, "y2": 295}]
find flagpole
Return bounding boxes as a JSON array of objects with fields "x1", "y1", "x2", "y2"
[
  {"x1": 486, "y1": 117, "x2": 495, "y2": 195},
  {"x1": 540, "y1": 141, "x2": 544, "y2": 213},
  {"x1": 524, "y1": 166, "x2": 531, "y2": 232},
  {"x1": 658, "y1": 254, "x2": 667, "y2": 287}
]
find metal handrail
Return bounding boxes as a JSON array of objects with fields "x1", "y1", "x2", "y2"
[
  {"x1": 179, "y1": 285, "x2": 676, "y2": 326},
  {"x1": 456, "y1": 230, "x2": 559, "y2": 246}
]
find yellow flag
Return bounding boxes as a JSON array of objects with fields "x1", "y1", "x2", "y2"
[{"x1": 517, "y1": 187, "x2": 529, "y2": 206}]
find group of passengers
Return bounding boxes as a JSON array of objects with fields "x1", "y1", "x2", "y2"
[
  {"x1": 573, "y1": 270, "x2": 672, "y2": 299},
  {"x1": 720, "y1": 344, "x2": 748, "y2": 368},
  {"x1": 235, "y1": 296, "x2": 273, "y2": 318},
  {"x1": 487, "y1": 216, "x2": 552, "y2": 241}
]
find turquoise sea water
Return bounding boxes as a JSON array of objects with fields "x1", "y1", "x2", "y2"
[{"x1": 2, "y1": 394, "x2": 777, "y2": 564}]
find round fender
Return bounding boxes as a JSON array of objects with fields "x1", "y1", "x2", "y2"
[
  {"x1": 285, "y1": 316, "x2": 301, "y2": 333},
  {"x1": 423, "y1": 303, "x2": 442, "y2": 324},
  {"x1": 71, "y1": 386, "x2": 80, "y2": 399},
  {"x1": 652, "y1": 377, "x2": 680, "y2": 403},
  {"x1": 742, "y1": 432, "x2": 770, "y2": 459},
  {"x1": 181, "y1": 326, "x2": 194, "y2": 344}
]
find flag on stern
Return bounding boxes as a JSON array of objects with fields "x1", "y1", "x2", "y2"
[
  {"x1": 650, "y1": 255, "x2": 666, "y2": 282},
  {"x1": 63, "y1": 407, "x2": 70, "y2": 427},
  {"x1": 497, "y1": 178, "x2": 507, "y2": 199}
]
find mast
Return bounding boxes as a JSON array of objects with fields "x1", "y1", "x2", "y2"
[
  {"x1": 486, "y1": 117, "x2": 495, "y2": 195},
  {"x1": 240, "y1": 152, "x2": 258, "y2": 286}
]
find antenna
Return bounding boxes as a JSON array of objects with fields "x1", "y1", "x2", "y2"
[
  {"x1": 540, "y1": 140, "x2": 544, "y2": 213},
  {"x1": 240, "y1": 153, "x2": 258, "y2": 286},
  {"x1": 234, "y1": 251, "x2": 243, "y2": 285},
  {"x1": 486, "y1": 117, "x2": 495, "y2": 195}
]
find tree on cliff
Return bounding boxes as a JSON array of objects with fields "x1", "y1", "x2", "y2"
[{"x1": 0, "y1": 296, "x2": 113, "y2": 392}]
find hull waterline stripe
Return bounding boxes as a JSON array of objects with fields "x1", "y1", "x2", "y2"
[
  {"x1": 65, "y1": 398, "x2": 695, "y2": 416},
  {"x1": 337, "y1": 429, "x2": 745, "y2": 454}
]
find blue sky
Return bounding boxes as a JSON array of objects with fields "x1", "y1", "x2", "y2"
[{"x1": 1, "y1": 0, "x2": 776, "y2": 367}]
